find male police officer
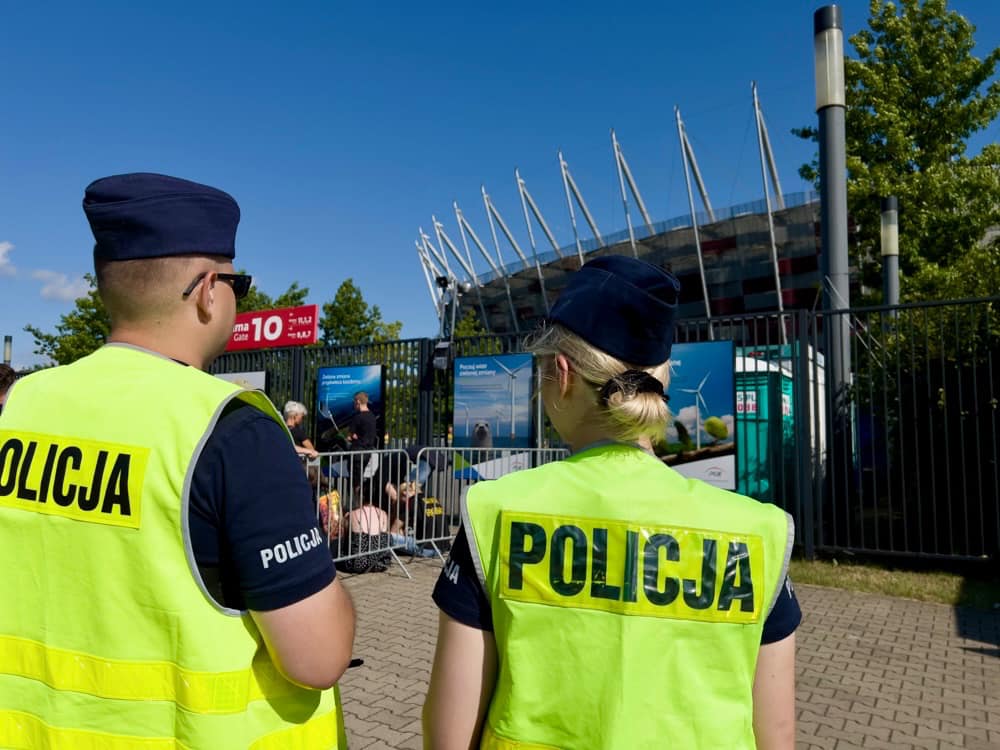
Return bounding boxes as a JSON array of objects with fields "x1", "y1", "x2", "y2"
[{"x1": 0, "y1": 173, "x2": 354, "y2": 748}]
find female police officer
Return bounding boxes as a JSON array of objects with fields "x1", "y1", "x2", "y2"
[{"x1": 423, "y1": 255, "x2": 799, "y2": 749}]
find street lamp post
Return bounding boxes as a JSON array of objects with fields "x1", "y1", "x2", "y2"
[
  {"x1": 880, "y1": 196, "x2": 899, "y2": 311},
  {"x1": 814, "y1": 5, "x2": 853, "y2": 561},
  {"x1": 814, "y1": 4, "x2": 851, "y2": 400},
  {"x1": 2, "y1": 336, "x2": 11, "y2": 366}
]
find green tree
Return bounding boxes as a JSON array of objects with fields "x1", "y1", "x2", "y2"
[
  {"x1": 24, "y1": 274, "x2": 109, "y2": 365},
  {"x1": 794, "y1": 0, "x2": 1000, "y2": 301},
  {"x1": 26, "y1": 273, "x2": 311, "y2": 365},
  {"x1": 453, "y1": 308, "x2": 488, "y2": 338},
  {"x1": 320, "y1": 278, "x2": 402, "y2": 345},
  {"x1": 237, "y1": 273, "x2": 309, "y2": 313}
]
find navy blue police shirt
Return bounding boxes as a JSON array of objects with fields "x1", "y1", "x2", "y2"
[
  {"x1": 189, "y1": 399, "x2": 335, "y2": 611},
  {"x1": 434, "y1": 525, "x2": 802, "y2": 644}
]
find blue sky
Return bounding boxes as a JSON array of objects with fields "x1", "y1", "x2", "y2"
[{"x1": 2, "y1": 1, "x2": 998, "y2": 369}]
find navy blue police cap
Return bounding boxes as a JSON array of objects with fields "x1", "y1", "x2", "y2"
[
  {"x1": 83, "y1": 173, "x2": 240, "y2": 262},
  {"x1": 548, "y1": 255, "x2": 681, "y2": 366}
]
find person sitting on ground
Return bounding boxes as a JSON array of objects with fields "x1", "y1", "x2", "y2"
[
  {"x1": 284, "y1": 400, "x2": 318, "y2": 459},
  {"x1": 342, "y1": 496, "x2": 436, "y2": 567},
  {"x1": 384, "y1": 479, "x2": 421, "y2": 535}
]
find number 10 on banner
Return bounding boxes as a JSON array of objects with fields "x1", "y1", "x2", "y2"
[{"x1": 226, "y1": 304, "x2": 319, "y2": 351}]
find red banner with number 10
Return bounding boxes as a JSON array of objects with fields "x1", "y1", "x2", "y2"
[{"x1": 226, "y1": 304, "x2": 319, "y2": 351}]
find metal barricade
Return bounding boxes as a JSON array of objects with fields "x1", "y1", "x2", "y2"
[
  {"x1": 413, "y1": 447, "x2": 570, "y2": 558},
  {"x1": 305, "y1": 446, "x2": 569, "y2": 576},
  {"x1": 308, "y1": 448, "x2": 417, "y2": 578}
]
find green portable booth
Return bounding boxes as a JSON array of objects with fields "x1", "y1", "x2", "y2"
[{"x1": 736, "y1": 348, "x2": 795, "y2": 504}]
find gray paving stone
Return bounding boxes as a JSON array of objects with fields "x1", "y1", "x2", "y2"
[{"x1": 334, "y1": 561, "x2": 1000, "y2": 749}]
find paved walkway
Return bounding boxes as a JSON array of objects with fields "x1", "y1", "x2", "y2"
[{"x1": 340, "y1": 559, "x2": 1000, "y2": 749}]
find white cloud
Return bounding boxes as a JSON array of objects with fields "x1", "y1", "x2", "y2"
[
  {"x1": 0, "y1": 241, "x2": 15, "y2": 277},
  {"x1": 675, "y1": 404, "x2": 701, "y2": 434},
  {"x1": 721, "y1": 414, "x2": 735, "y2": 438},
  {"x1": 31, "y1": 270, "x2": 90, "y2": 302}
]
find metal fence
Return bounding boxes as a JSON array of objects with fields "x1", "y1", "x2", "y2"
[
  {"x1": 808, "y1": 299, "x2": 1000, "y2": 561},
  {"x1": 413, "y1": 447, "x2": 570, "y2": 554},
  {"x1": 214, "y1": 297, "x2": 1000, "y2": 563},
  {"x1": 308, "y1": 446, "x2": 568, "y2": 576}
]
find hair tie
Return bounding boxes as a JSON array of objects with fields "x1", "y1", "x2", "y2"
[{"x1": 599, "y1": 369, "x2": 666, "y2": 405}]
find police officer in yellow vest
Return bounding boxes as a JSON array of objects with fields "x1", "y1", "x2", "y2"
[
  {"x1": 0, "y1": 173, "x2": 355, "y2": 749},
  {"x1": 424, "y1": 256, "x2": 799, "y2": 749}
]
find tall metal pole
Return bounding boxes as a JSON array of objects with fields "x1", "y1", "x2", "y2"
[
  {"x1": 753, "y1": 81, "x2": 787, "y2": 345},
  {"x1": 518, "y1": 171, "x2": 564, "y2": 259},
  {"x1": 3, "y1": 336, "x2": 11, "y2": 366},
  {"x1": 880, "y1": 196, "x2": 899, "y2": 310},
  {"x1": 508, "y1": 173, "x2": 551, "y2": 316},
  {"x1": 612, "y1": 130, "x2": 640, "y2": 258},
  {"x1": 815, "y1": 5, "x2": 851, "y2": 399},
  {"x1": 676, "y1": 107, "x2": 713, "y2": 335},
  {"x1": 456, "y1": 203, "x2": 519, "y2": 333},
  {"x1": 434, "y1": 216, "x2": 490, "y2": 332},
  {"x1": 560, "y1": 152, "x2": 604, "y2": 248},
  {"x1": 415, "y1": 240, "x2": 440, "y2": 314},
  {"x1": 559, "y1": 151, "x2": 587, "y2": 267}
]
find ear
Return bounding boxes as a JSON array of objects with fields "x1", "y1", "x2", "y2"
[
  {"x1": 194, "y1": 270, "x2": 218, "y2": 321},
  {"x1": 553, "y1": 353, "x2": 574, "y2": 398}
]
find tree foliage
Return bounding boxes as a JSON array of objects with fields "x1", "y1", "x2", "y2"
[
  {"x1": 320, "y1": 278, "x2": 402, "y2": 346},
  {"x1": 453, "y1": 308, "x2": 489, "y2": 338},
  {"x1": 794, "y1": 0, "x2": 1000, "y2": 302},
  {"x1": 237, "y1": 274, "x2": 309, "y2": 313},
  {"x1": 26, "y1": 274, "x2": 316, "y2": 366},
  {"x1": 24, "y1": 274, "x2": 109, "y2": 365}
]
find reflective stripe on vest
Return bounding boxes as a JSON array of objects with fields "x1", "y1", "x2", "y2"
[
  {"x1": 0, "y1": 634, "x2": 299, "y2": 713},
  {"x1": 465, "y1": 443, "x2": 792, "y2": 750},
  {"x1": 0, "y1": 346, "x2": 342, "y2": 748},
  {"x1": 480, "y1": 725, "x2": 560, "y2": 750},
  {"x1": 0, "y1": 701, "x2": 344, "y2": 750}
]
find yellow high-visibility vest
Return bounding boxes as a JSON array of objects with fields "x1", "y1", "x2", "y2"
[
  {"x1": 465, "y1": 442, "x2": 793, "y2": 749},
  {"x1": 0, "y1": 345, "x2": 345, "y2": 749}
]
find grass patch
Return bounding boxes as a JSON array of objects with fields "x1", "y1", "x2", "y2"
[{"x1": 789, "y1": 557, "x2": 1000, "y2": 611}]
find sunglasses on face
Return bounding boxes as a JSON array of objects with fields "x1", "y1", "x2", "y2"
[{"x1": 182, "y1": 272, "x2": 254, "y2": 301}]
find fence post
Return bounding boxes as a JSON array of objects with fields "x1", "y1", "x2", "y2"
[
  {"x1": 290, "y1": 347, "x2": 305, "y2": 404},
  {"x1": 794, "y1": 310, "x2": 817, "y2": 560},
  {"x1": 418, "y1": 338, "x2": 435, "y2": 446}
]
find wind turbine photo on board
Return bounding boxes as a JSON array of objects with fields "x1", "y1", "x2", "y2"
[
  {"x1": 491, "y1": 356, "x2": 531, "y2": 443},
  {"x1": 679, "y1": 372, "x2": 711, "y2": 450}
]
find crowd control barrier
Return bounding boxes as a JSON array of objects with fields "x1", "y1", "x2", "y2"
[
  {"x1": 306, "y1": 446, "x2": 569, "y2": 576},
  {"x1": 308, "y1": 448, "x2": 416, "y2": 577},
  {"x1": 412, "y1": 447, "x2": 570, "y2": 559}
]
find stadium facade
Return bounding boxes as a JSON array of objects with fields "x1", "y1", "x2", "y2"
[
  {"x1": 417, "y1": 98, "x2": 838, "y2": 337},
  {"x1": 454, "y1": 191, "x2": 824, "y2": 335}
]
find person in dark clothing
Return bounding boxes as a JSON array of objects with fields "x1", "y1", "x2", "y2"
[
  {"x1": 283, "y1": 400, "x2": 318, "y2": 459},
  {"x1": 347, "y1": 391, "x2": 377, "y2": 449},
  {"x1": 347, "y1": 391, "x2": 378, "y2": 504}
]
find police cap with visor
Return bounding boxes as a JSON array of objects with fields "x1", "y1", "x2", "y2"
[
  {"x1": 83, "y1": 172, "x2": 240, "y2": 262},
  {"x1": 548, "y1": 255, "x2": 682, "y2": 366}
]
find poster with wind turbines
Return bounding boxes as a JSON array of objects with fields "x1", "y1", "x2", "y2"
[{"x1": 662, "y1": 341, "x2": 736, "y2": 489}]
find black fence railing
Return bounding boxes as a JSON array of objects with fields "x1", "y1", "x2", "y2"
[
  {"x1": 211, "y1": 297, "x2": 1000, "y2": 563},
  {"x1": 808, "y1": 299, "x2": 1000, "y2": 561}
]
